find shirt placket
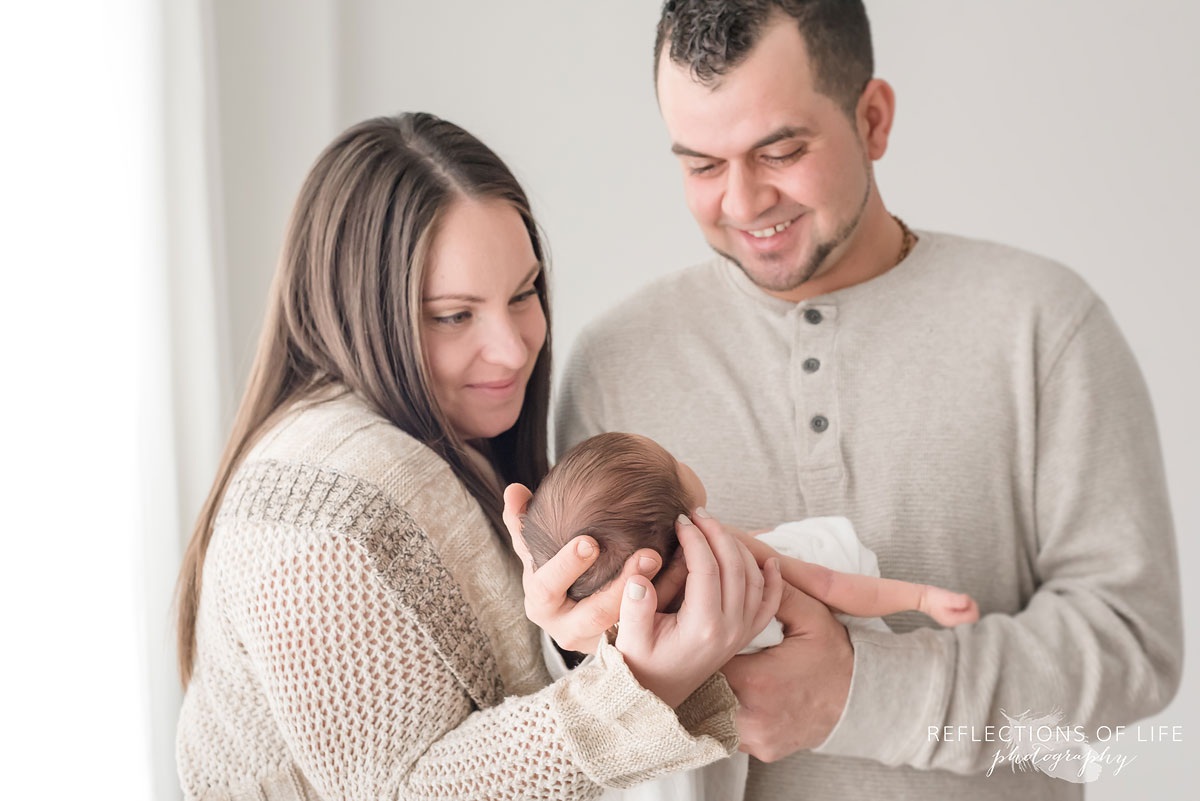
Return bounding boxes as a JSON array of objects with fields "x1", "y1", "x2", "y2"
[{"x1": 790, "y1": 301, "x2": 845, "y2": 515}]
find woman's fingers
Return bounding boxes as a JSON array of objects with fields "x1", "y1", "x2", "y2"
[
  {"x1": 676, "y1": 513, "x2": 721, "y2": 615},
  {"x1": 614, "y1": 576, "x2": 658, "y2": 655},
  {"x1": 567, "y1": 547, "x2": 662, "y2": 641},
  {"x1": 653, "y1": 547, "x2": 688, "y2": 612},
  {"x1": 501, "y1": 483, "x2": 535, "y2": 572},
  {"x1": 751, "y1": 558, "x2": 784, "y2": 636},
  {"x1": 736, "y1": 539, "x2": 766, "y2": 632},
  {"x1": 691, "y1": 508, "x2": 745, "y2": 617},
  {"x1": 728, "y1": 528, "x2": 778, "y2": 634},
  {"x1": 622, "y1": 547, "x2": 664, "y2": 583},
  {"x1": 731, "y1": 526, "x2": 779, "y2": 568},
  {"x1": 525, "y1": 534, "x2": 598, "y2": 611}
]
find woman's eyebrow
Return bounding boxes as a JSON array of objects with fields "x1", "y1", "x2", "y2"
[
  {"x1": 423, "y1": 264, "x2": 541, "y2": 303},
  {"x1": 514, "y1": 263, "x2": 541, "y2": 291},
  {"x1": 423, "y1": 291, "x2": 483, "y2": 303}
]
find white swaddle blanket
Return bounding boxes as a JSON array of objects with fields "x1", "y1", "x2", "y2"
[{"x1": 541, "y1": 516, "x2": 888, "y2": 801}]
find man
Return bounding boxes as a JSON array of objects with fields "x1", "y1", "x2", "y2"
[{"x1": 552, "y1": 1, "x2": 1182, "y2": 799}]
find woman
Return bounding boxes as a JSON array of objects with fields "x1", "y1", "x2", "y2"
[{"x1": 174, "y1": 112, "x2": 781, "y2": 800}]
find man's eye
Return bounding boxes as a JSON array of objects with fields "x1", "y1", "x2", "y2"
[
  {"x1": 763, "y1": 146, "x2": 806, "y2": 164},
  {"x1": 432, "y1": 311, "x2": 471, "y2": 326},
  {"x1": 687, "y1": 161, "x2": 717, "y2": 176}
]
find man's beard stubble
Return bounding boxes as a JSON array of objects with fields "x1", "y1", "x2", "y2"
[{"x1": 714, "y1": 164, "x2": 873, "y2": 295}]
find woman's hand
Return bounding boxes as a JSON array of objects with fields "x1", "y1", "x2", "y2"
[
  {"x1": 614, "y1": 509, "x2": 783, "y2": 708},
  {"x1": 503, "y1": 483, "x2": 666, "y2": 653}
]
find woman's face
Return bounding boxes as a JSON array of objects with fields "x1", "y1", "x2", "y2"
[{"x1": 421, "y1": 196, "x2": 547, "y2": 441}]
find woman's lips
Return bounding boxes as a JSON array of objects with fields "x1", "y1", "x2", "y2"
[{"x1": 466, "y1": 377, "x2": 519, "y2": 398}]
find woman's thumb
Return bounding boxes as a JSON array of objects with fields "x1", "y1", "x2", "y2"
[{"x1": 615, "y1": 576, "x2": 656, "y2": 652}]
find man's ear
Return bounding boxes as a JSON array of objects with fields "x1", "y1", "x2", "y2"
[{"x1": 856, "y1": 78, "x2": 896, "y2": 161}]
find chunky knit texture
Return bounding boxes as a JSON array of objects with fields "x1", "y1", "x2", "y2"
[
  {"x1": 556, "y1": 231, "x2": 1183, "y2": 801},
  {"x1": 176, "y1": 389, "x2": 738, "y2": 800}
]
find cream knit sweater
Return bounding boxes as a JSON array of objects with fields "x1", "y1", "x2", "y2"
[{"x1": 175, "y1": 388, "x2": 738, "y2": 801}]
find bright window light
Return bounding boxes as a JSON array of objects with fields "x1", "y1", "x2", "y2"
[{"x1": 1, "y1": 2, "x2": 160, "y2": 797}]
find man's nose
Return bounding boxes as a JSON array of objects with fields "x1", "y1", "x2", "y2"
[{"x1": 721, "y1": 162, "x2": 777, "y2": 226}]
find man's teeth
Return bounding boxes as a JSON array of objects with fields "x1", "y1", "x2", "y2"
[{"x1": 748, "y1": 219, "x2": 794, "y2": 238}]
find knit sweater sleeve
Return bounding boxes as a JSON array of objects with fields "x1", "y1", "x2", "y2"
[
  {"x1": 813, "y1": 300, "x2": 1184, "y2": 773},
  {"x1": 224, "y1": 467, "x2": 736, "y2": 800}
]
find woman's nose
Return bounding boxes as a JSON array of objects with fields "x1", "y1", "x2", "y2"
[{"x1": 480, "y1": 313, "x2": 528, "y2": 370}]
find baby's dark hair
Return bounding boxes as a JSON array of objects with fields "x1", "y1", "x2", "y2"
[{"x1": 522, "y1": 433, "x2": 694, "y2": 600}]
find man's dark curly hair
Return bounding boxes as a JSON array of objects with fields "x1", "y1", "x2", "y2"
[{"x1": 654, "y1": 0, "x2": 874, "y2": 117}]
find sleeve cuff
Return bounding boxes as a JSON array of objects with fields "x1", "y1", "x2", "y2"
[
  {"x1": 675, "y1": 670, "x2": 739, "y2": 738},
  {"x1": 812, "y1": 625, "x2": 953, "y2": 766},
  {"x1": 549, "y1": 637, "x2": 738, "y2": 788}
]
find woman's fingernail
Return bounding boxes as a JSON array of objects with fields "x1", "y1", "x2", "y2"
[
  {"x1": 577, "y1": 539, "x2": 595, "y2": 558},
  {"x1": 768, "y1": 557, "x2": 780, "y2": 573},
  {"x1": 677, "y1": 513, "x2": 693, "y2": 527},
  {"x1": 694, "y1": 506, "x2": 712, "y2": 518},
  {"x1": 627, "y1": 581, "x2": 647, "y2": 600},
  {"x1": 638, "y1": 556, "x2": 658, "y2": 574}
]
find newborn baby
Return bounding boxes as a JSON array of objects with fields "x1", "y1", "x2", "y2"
[
  {"x1": 524, "y1": 432, "x2": 980, "y2": 801},
  {"x1": 524, "y1": 432, "x2": 979, "y2": 637}
]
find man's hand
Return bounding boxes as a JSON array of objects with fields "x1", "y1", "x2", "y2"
[{"x1": 722, "y1": 579, "x2": 854, "y2": 761}]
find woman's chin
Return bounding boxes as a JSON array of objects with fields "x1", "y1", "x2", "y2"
[{"x1": 458, "y1": 413, "x2": 522, "y2": 442}]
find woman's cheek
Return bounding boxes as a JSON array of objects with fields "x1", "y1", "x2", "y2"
[
  {"x1": 524, "y1": 304, "x2": 548, "y2": 358},
  {"x1": 424, "y1": 326, "x2": 469, "y2": 397}
]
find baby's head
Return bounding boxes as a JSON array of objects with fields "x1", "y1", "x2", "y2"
[{"x1": 522, "y1": 433, "x2": 706, "y2": 600}]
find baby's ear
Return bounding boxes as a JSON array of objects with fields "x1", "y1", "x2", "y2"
[
  {"x1": 503, "y1": 483, "x2": 532, "y2": 531},
  {"x1": 502, "y1": 484, "x2": 534, "y2": 567}
]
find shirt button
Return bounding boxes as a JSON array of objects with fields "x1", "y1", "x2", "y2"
[
  {"x1": 802, "y1": 357, "x2": 821, "y2": 373},
  {"x1": 804, "y1": 308, "x2": 823, "y2": 325},
  {"x1": 810, "y1": 415, "x2": 829, "y2": 433}
]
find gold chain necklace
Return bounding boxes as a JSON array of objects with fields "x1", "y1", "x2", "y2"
[{"x1": 892, "y1": 214, "x2": 918, "y2": 265}]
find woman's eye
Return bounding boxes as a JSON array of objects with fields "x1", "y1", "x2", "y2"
[
  {"x1": 511, "y1": 288, "x2": 539, "y2": 305},
  {"x1": 432, "y1": 311, "x2": 471, "y2": 326}
]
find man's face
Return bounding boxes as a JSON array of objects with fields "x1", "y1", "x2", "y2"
[{"x1": 657, "y1": 16, "x2": 873, "y2": 299}]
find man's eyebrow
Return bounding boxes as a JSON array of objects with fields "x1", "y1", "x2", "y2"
[
  {"x1": 670, "y1": 126, "x2": 814, "y2": 159},
  {"x1": 750, "y1": 126, "x2": 813, "y2": 150},
  {"x1": 422, "y1": 263, "x2": 541, "y2": 303},
  {"x1": 670, "y1": 142, "x2": 715, "y2": 159}
]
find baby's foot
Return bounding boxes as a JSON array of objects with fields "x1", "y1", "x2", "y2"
[{"x1": 921, "y1": 586, "x2": 980, "y2": 626}]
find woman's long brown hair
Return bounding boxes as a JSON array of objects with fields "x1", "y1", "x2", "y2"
[{"x1": 174, "y1": 112, "x2": 552, "y2": 687}]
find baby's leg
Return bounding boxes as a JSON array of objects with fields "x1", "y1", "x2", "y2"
[{"x1": 778, "y1": 558, "x2": 979, "y2": 626}]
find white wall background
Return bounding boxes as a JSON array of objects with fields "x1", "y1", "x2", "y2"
[{"x1": 206, "y1": 1, "x2": 1197, "y2": 796}]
